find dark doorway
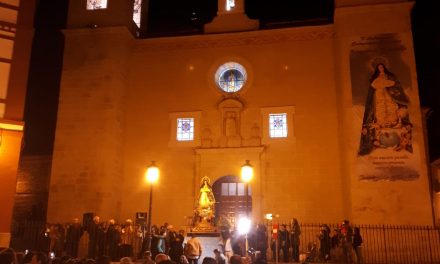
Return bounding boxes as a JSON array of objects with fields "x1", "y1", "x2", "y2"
[{"x1": 213, "y1": 175, "x2": 252, "y2": 229}]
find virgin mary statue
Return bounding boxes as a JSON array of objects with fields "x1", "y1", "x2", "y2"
[{"x1": 193, "y1": 176, "x2": 216, "y2": 232}]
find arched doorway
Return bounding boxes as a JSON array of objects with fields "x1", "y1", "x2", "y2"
[{"x1": 213, "y1": 175, "x2": 252, "y2": 229}]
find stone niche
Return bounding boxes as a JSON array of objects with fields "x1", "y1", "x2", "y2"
[{"x1": 218, "y1": 98, "x2": 243, "y2": 148}]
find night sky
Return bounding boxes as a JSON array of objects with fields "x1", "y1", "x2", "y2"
[{"x1": 22, "y1": 0, "x2": 440, "y2": 162}]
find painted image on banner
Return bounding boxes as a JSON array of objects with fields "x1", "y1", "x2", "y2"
[{"x1": 350, "y1": 34, "x2": 420, "y2": 181}]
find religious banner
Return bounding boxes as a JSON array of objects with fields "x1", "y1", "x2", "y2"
[{"x1": 350, "y1": 33, "x2": 421, "y2": 181}]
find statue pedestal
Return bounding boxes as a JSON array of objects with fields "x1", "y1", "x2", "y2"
[{"x1": 186, "y1": 232, "x2": 221, "y2": 261}]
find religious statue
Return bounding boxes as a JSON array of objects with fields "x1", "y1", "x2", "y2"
[{"x1": 193, "y1": 176, "x2": 216, "y2": 232}]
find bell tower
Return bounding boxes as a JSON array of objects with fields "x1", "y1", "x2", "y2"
[{"x1": 204, "y1": 0, "x2": 259, "y2": 33}]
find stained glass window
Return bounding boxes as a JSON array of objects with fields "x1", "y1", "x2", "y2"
[
  {"x1": 215, "y1": 62, "x2": 247, "y2": 93},
  {"x1": 87, "y1": 0, "x2": 108, "y2": 10},
  {"x1": 177, "y1": 118, "x2": 194, "y2": 141},
  {"x1": 133, "y1": 0, "x2": 141, "y2": 28},
  {"x1": 269, "y1": 113, "x2": 287, "y2": 138}
]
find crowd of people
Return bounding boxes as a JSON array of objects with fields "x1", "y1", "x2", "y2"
[
  {"x1": 6, "y1": 216, "x2": 364, "y2": 264},
  {"x1": 269, "y1": 219, "x2": 363, "y2": 263}
]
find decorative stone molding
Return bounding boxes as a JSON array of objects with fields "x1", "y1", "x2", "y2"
[{"x1": 134, "y1": 25, "x2": 335, "y2": 52}]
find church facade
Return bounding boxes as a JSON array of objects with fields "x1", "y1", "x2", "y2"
[{"x1": 47, "y1": 0, "x2": 433, "y2": 228}]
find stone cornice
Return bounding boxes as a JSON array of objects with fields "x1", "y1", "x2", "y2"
[
  {"x1": 134, "y1": 25, "x2": 335, "y2": 52},
  {"x1": 62, "y1": 26, "x2": 134, "y2": 38},
  {"x1": 335, "y1": 1, "x2": 414, "y2": 16},
  {"x1": 194, "y1": 146, "x2": 265, "y2": 155}
]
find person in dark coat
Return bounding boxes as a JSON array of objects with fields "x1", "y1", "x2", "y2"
[
  {"x1": 88, "y1": 215, "x2": 105, "y2": 259},
  {"x1": 318, "y1": 224, "x2": 331, "y2": 262},
  {"x1": 290, "y1": 219, "x2": 301, "y2": 262},
  {"x1": 106, "y1": 219, "x2": 121, "y2": 261},
  {"x1": 169, "y1": 229, "x2": 184, "y2": 262},
  {"x1": 65, "y1": 218, "x2": 84, "y2": 258},
  {"x1": 255, "y1": 224, "x2": 268, "y2": 261},
  {"x1": 352, "y1": 227, "x2": 363, "y2": 264},
  {"x1": 278, "y1": 224, "x2": 289, "y2": 262}
]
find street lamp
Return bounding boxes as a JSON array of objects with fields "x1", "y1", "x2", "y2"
[
  {"x1": 145, "y1": 161, "x2": 159, "y2": 252},
  {"x1": 241, "y1": 160, "x2": 253, "y2": 217}
]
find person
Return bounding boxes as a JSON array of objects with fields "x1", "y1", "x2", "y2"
[
  {"x1": 106, "y1": 219, "x2": 121, "y2": 261},
  {"x1": 201, "y1": 257, "x2": 217, "y2": 264},
  {"x1": 155, "y1": 253, "x2": 170, "y2": 263},
  {"x1": 88, "y1": 216, "x2": 105, "y2": 259},
  {"x1": 214, "y1": 249, "x2": 226, "y2": 264},
  {"x1": 151, "y1": 225, "x2": 161, "y2": 258},
  {"x1": 66, "y1": 218, "x2": 84, "y2": 258},
  {"x1": 0, "y1": 248, "x2": 18, "y2": 264},
  {"x1": 341, "y1": 220, "x2": 353, "y2": 264},
  {"x1": 359, "y1": 62, "x2": 410, "y2": 155},
  {"x1": 254, "y1": 224, "x2": 267, "y2": 261},
  {"x1": 185, "y1": 234, "x2": 202, "y2": 264},
  {"x1": 353, "y1": 227, "x2": 363, "y2": 264},
  {"x1": 30, "y1": 251, "x2": 48, "y2": 264},
  {"x1": 120, "y1": 257, "x2": 134, "y2": 264},
  {"x1": 219, "y1": 230, "x2": 233, "y2": 264},
  {"x1": 169, "y1": 229, "x2": 185, "y2": 262},
  {"x1": 120, "y1": 219, "x2": 135, "y2": 258},
  {"x1": 290, "y1": 218, "x2": 301, "y2": 262},
  {"x1": 278, "y1": 224, "x2": 289, "y2": 262},
  {"x1": 96, "y1": 255, "x2": 111, "y2": 264},
  {"x1": 229, "y1": 255, "x2": 242, "y2": 264},
  {"x1": 318, "y1": 224, "x2": 331, "y2": 262},
  {"x1": 154, "y1": 226, "x2": 167, "y2": 255}
]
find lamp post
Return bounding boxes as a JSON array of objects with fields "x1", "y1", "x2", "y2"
[
  {"x1": 240, "y1": 160, "x2": 253, "y2": 257},
  {"x1": 145, "y1": 161, "x2": 159, "y2": 252},
  {"x1": 241, "y1": 160, "x2": 253, "y2": 217}
]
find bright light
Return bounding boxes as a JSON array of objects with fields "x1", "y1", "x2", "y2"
[
  {"x1": 237, "y1": 217, "x2": 251, "y2": 235},
  {"x1": 146, "y1": 161, "x2": 159, "y2": 183},
  {"x1": 241, "y1": 160, "x2": 253, "y2": 183},
  {"x1": 265, "y1": 213, "x2": 273, "y2": 220}
]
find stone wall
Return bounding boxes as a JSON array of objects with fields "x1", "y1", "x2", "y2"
[
  {"x1": 47, "y1": 27, "x2": 132, "y2": 222},
  {"x1": 13, "y1": 155, "x2": 52, "y2": 221}
]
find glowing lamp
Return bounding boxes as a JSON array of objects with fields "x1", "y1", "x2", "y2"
[
  {"x1": 238, "y1": 217, "x2": 251, "y2": 235},
  {"x1": 241, "y1": 160, "x2": 253, "y2": 183},
  {"x1": 146, "y1": 161, "x2": 159, "y2": 183}
]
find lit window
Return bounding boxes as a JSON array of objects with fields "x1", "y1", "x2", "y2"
[
  {"x1": 269, "y1": 113, "x2": 287, "y2": 138},
  {"x1": 237, "y1": 183, "x2": 245, "y2": 196},
  {"x1": 226, "y1": 0, "x2": 235, "y2": 11},
  {"x1": 133, "y1": 0, "x2": 141, "y2": 28},
  {"x1": 177, "y1": 118, "x2": 194, "y2": 141},
  {"x1": 229, "y1": 183, "x2": 236, "y2": 196},
  {"x1": 221, "y1": 183, "x2": 229, "y2": 196},
  {"x1": 87, "y1": 0, "x2": 108, "y2": 10}
]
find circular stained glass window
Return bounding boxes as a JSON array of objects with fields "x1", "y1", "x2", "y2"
[{"x1": 215, "y1": 62, "x2": 247, "y2": 93}]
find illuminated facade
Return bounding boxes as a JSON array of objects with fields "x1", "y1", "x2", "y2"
[
  {"x1": 0, "y1": 0, "x2": 34, "y2": 247},
  {"x1": 47, "y1": 0, "x2": 434, "y2": 229}
]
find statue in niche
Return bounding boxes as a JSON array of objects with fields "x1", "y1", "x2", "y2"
[
  {"x1": 225, "y1": 111, "x2": 242, "y2": 147},
  {"x1": 225, "y1": 111, "x2": 237, "y2": 137}
]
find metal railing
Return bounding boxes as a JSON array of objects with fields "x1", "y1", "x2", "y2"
[
  {"x1": 265, "y1": 221, "x2": 440, "y2": 263},
  {"x1": 9, "y1": 220, "x2": 440, "y2": 263}
]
